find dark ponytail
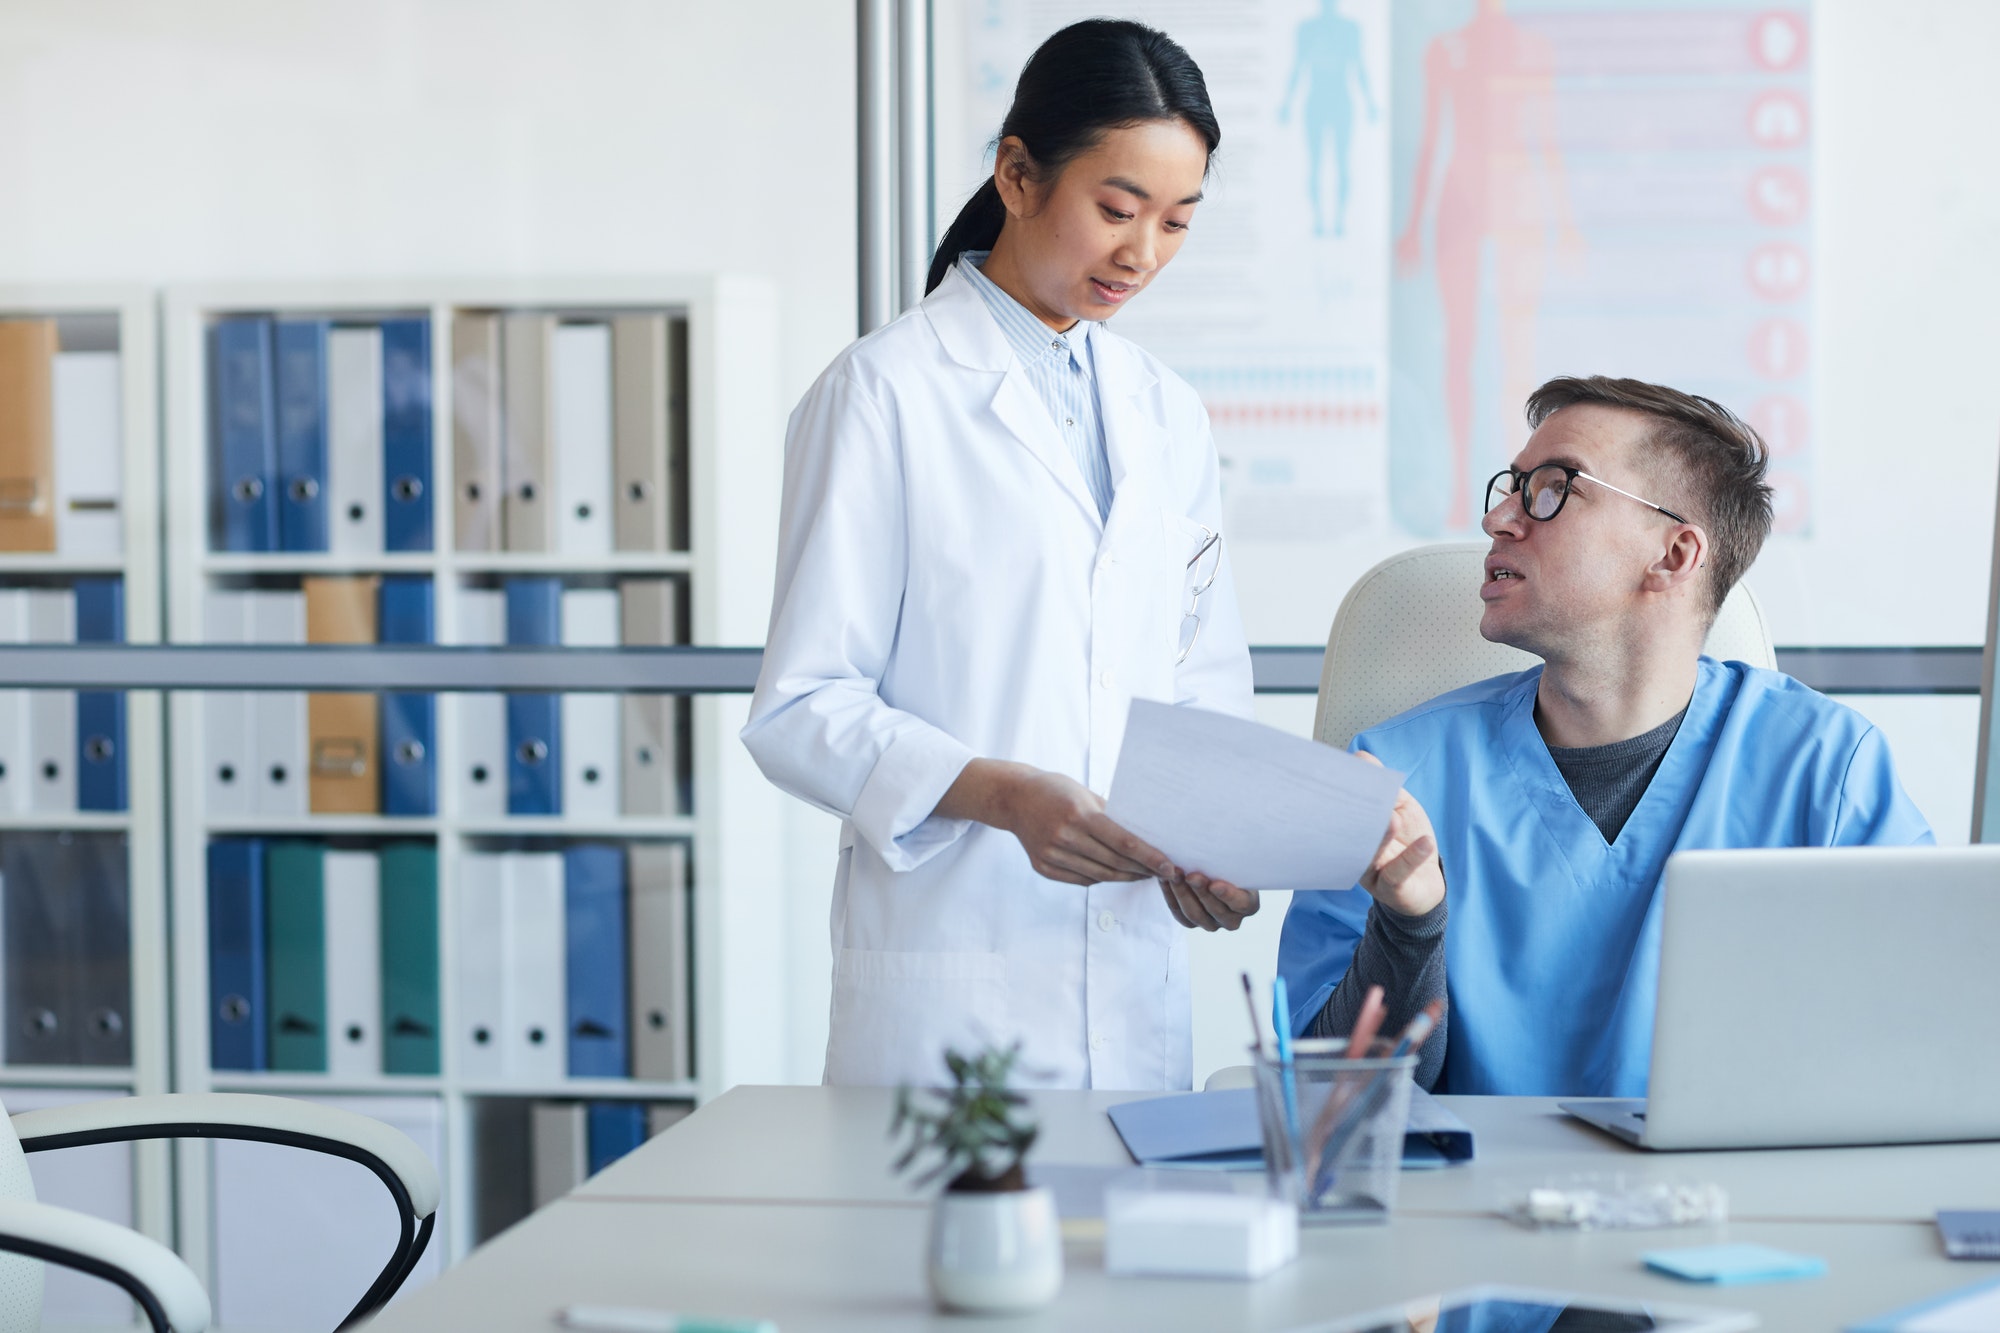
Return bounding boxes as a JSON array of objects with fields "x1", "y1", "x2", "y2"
[{"x1": 925, "y1": 19, "x2": 1220, "y2": 295}]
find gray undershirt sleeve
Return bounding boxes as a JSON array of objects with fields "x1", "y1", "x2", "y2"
[{"x1": 1307, "y1": 897, "x2": 1449, "y2": 1090}]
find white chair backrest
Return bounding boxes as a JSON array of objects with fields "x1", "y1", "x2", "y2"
[
  {"x1": 1312, "y1": 542, "x2": 1776, "y2": 750},
  {"x1": 0, "y1": 1097, "x2": 44, "y2": 1331}
]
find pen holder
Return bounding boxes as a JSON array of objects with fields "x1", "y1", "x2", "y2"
[{"x1": 1252, "y1": 1039, "x2": 1415, "y2": 1226}]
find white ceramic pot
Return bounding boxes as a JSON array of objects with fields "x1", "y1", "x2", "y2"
[{"x1": 925, "y1": 1185, "x2": 1063, "y2": 1313}]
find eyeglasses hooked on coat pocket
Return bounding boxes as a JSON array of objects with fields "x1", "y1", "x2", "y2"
[{"x1": 1177, "y1": 526, "x2": 1222, "y2": 666}]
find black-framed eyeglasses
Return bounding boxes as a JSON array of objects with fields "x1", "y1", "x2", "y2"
[{"x1": 1485, "y1": 464, "x2": 1689, "y2": 525}]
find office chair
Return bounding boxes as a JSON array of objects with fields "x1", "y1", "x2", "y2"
[
  {"x1": 1203, "y1": 542, "x2": 1775, "y2": 1094},
  {"x1": 0, "y1": 1092, "x2": 441, "y2": 1333}
]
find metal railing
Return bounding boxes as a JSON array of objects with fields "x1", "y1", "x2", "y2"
[{"x1": 0, "y1": 644, "x2": 1976, "y2": 695}]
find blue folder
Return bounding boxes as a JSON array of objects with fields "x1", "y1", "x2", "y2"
[
  {"x1": 380, "y1": 318, "x2": 433, "y2": 552},
  {"x1": 210, "y1": 317, "x2": 278, "y2": 552},
  {"x1": 377, "y1": 576, "x2": 437, "y2": 816},
  {"x1": 586, "y1": 1101, "x2": 648, "y2": 1176},
  {"x1": 564, "y1": 844, "x2": 630, "y2": 1078},
  {"x1": 504, "y1": 578, "x2": 562, "y2": 815},
  {"x1": 1107, "y1": 1086, "x2": 1476, "y2": 1171},
  {"x1": 273, "y1": 318, "x2": 331, "y2": 552},
  {"x1": 206, "y1": 839, "x2": 269, "y2": 1071},
  {"x1": 74, "y1": 578, "x2": 127, "y2": 812}
]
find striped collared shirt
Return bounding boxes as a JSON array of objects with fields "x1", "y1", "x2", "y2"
[{"x1": 959, "y1": 250, "x2": 1115, "y2": 520}]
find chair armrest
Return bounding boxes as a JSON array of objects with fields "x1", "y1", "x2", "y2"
[
  {"x1": 14, "y1": 1093, "x2": 440, "y2": 1329},
  {"x1": 12, "y1": 1093, "x2": 439, "y2": 1218},
  {"x1": 0, "y1": 1197, "x2": 209, "y2": 1333},
  {"x1": 1203, "y1": 1064, "x2": 1254, "y2": 1092}
]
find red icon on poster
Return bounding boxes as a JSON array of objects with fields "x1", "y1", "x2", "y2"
[
  {"x1": 1748, "y1": 319, "x2": 1809, "y2": 379},
  {"x1": 1749, "y1": 11, "x2": 1809, "y2": 72},
  {"x1": 1748, "y1": 166, "x2": 1809, "y2": 225},
  {"x1": 1747, "y1": 396, "x2": 1810, "y2": 457},
  {"x1": 1747, "y1": 242, "x2": 1810, "y2": 302},
  {"x1": 1748, "y1": 90, "x2": 1809, "y2": 149}
]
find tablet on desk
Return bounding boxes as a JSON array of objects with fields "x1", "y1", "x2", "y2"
[{"x1": 1286, "y1": 1284, "x2": 1754, "y2": 1333}]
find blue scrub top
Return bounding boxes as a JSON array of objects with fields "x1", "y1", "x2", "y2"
[{"x1": 1277, "y1": 657, "x2": 1934, "y2": 1097}]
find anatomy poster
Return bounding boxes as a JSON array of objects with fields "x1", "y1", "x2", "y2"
[
  {"x1": 1390, "y1": 1, "x2": 1813, "y2": 537},
  {"x1": 953, "y1": 0, "x2": 1813, "y2": 638}
]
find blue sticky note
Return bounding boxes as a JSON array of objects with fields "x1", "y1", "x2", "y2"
[{"x1": 1643, "y1": 1243, "x2": 1826, "y2": 1286}]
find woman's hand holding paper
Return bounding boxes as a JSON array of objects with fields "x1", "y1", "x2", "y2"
[
  {"x1": 1159, "y1": 871, "x2": 1259, "y2": 932},
  {"x1": 941, "y1": 759, "x2": 1172, "y2": 887}
]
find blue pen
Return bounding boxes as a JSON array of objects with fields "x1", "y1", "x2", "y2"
[{"x1": 1272, "y1": 976, "x2": 1301, "y2": 1147}]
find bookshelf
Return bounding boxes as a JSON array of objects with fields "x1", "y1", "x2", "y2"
[
  {"x1": 0, "y1": 287, "x2": 174, "y2": 1306},
  {"x1": 161, "y1": 277, "x2": 786, "y2": 1296}
]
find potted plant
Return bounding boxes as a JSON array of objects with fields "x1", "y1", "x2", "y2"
[{"x1": 891, "y1": 1045, "x2": 1062, "y2": 1313}]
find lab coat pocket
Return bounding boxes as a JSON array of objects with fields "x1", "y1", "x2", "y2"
[{"x1": 824, "y1": 948, "x2": 1011, "y2": 1087}]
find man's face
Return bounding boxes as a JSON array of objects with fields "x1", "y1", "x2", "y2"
[{"x1": 1478, "y1": 404, "x2": 1684, "y2": 657}]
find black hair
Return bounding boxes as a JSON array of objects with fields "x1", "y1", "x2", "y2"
[{"x1": 925, "y1": 19, "x2": 1220, "y2": 295}]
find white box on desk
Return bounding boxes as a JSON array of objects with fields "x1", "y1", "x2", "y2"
[{"x1": 1103, "y1": 1187, "x2": 1298, "y2": 1280}]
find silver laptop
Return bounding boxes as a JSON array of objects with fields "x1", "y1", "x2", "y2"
[{"x1": 1561, "y1": 845, "x2": 2000, "y2": 1150}]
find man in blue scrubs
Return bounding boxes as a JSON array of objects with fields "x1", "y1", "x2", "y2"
[{"x1": 1277, "y1": 376, "x2": 1933, "y2": 1096}]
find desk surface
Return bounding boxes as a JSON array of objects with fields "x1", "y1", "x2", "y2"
[
  {"x1": 364, "y1": 1199, "x2": 1958, "y2": 1332},
  {"x1": 368, "y1": 1086, "x2": 1995, "y2": 1332},
  {"x1": 574, "y1": 1085, "x2": 2000, "y2": 1224}
]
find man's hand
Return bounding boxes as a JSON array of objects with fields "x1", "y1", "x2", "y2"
[
  {"x1": 1159, "y1": 871, "x2": 1259, "y2": 932},
  {"x1": 941, "y1": 760, "x2": 1175, "y2": 887},
  {"x1": 1357, "y1": 754, "x2": 1445, "y2": 918}
]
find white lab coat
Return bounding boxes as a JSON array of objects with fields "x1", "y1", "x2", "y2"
[{"x1": 741, "y1": 264, "x2": 1254, "y2": 1090}]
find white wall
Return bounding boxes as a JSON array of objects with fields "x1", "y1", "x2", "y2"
[
  {"x1": 1749, "y1": 0, "x2": 2000, "y2": 649},
  {"x1": 0, "y1": 0, "x2": 857, "y2": 407}
]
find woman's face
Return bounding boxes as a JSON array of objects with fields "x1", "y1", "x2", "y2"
[{"x1": 990, "y1": 118, "x2": 1209, "y2": 330}]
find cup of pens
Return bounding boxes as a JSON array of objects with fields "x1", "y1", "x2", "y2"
[{"x1": 1251, "y1": 1038, "x2": 1416, "y2": 1226}]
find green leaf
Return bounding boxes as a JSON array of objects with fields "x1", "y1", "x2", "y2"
[{"x1": 887, "y1": 1042, "x2": 1040, "y2": 1184}]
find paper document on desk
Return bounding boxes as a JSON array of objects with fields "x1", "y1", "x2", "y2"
[
  {"x1": 1849, "y1": 1274, "x2": 2000, "y2": 1332},
  {"x1": 1106, "y1": 700, "x2": 1405, "y2": 892}
]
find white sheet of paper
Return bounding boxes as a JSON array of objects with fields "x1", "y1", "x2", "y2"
[
  {"x1": 1106, "y1": 700, "x2": 1406, "y2": 893},
  {"x1": 1901, "y1": 1279, "x2": 2000, "y2": 1333}
]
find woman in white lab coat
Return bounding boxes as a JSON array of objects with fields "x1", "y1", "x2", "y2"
[{"x1": 742, "y1": 19, "x2": 1256, "y2": 1091}]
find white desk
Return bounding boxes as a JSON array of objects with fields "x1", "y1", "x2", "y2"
[
  {"x1": 575, "y1": 1085, "x2": 2000, "y2": 1224},
  {"x1": 362, "y1": 1087, "x2": 1993, "y2": 1331},
  {"x1": 570, "y1": 1085, "x2": 1139, "y2": 1206}
]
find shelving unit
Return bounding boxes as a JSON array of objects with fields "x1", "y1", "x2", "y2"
[
  {"x1": 161, "y1": 277, "x2": 786, "y2": 1290},
  {"x1": 0, "y1": 288, "x2": 171, "y2": 1262}
]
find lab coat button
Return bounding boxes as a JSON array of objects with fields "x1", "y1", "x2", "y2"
[
  {"x1": 1090, "y1": 1032, "x2": 1107, "y2": 1051},
  {"x1": 1098, "y1": 670, "x2": 1114, "y2": 689},
  {"x1": 1097, "y1": 910, "x2": 1117, "y2": 932}
]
